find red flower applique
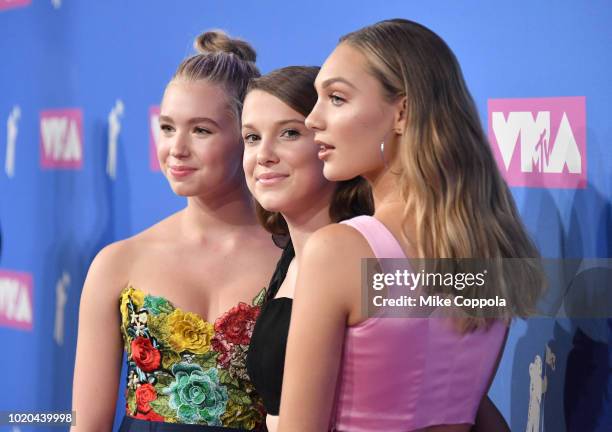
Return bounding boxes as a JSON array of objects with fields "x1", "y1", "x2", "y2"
[
  {"x1": 135, "y1": 383, "x2": 157, "y2": 413},
  {"x1": 214, "y1": 303, "x2": 260, "y2": 345},
  {"x1": 134, "y1": 409, "x2": 165, "y2": 422},
  {"x1": 131, "y1": 337, "x2": 161, "y2": 372}
]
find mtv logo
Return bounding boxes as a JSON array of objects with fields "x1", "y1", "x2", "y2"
[
  {"x1": 149, "y1": 105, "x2": 160, "y2": 171},
  {"x1": 488, "y1": 97, "x2": 586, "y2": 189},
  {"x1": 40, "y1": 109, "x2": 84, "y2": 169},
  {"x1": 0, "y1": 0, "x2": 31, "y2": 11},
  {"x1": 0, "y1": 270, "x2": 33, "y2": 331}
]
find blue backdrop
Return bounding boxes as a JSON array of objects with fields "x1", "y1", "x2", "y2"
[{"x1": 1, "y1": 1, "x2": 610, "y2": 431}]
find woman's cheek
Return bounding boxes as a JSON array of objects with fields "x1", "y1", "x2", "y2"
[
  {"x1": 156, "y1": 142, "x2": 169, "y2": 172},
  {"x1": 242, "y1": 151, "x2": 257, "y2": 193}
]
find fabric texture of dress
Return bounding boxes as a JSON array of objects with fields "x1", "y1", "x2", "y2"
[
  {"x1": 118, "y1": 284, "x2": 267, "y2": 431},
  {"x1": 331, "y1": 215, "x2": 508, "y2": 431},
  {"x1": 245, "y1": 241, "x2": 295, "y2": 416}
]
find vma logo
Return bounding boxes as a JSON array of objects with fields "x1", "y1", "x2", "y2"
[
  {"x1": 0, "y1": 0, "x2": 31, "y2": 11},
  {"x1": 149, "y1": 105, "x2": 161, "y2": 171},
  {"x1": 488, "y1": 97, "x2": 586, "y2": 189},
  {"x1": 0, "y1": 270, "x2": 33, "y2": 331},
  {"x1": 40, "y1": 108, "x2": 84, "y2": 169}
]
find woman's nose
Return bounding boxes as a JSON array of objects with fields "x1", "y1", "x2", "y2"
[
  {"x1": 256, "y1": 138, "x2": 279, "y2": 165},
  {"x1": 170, "y1": 132, "x2": 190, "y2": 158},
  {"x1": 305, "y1": 100, "x2": 324, "y2": 131}
]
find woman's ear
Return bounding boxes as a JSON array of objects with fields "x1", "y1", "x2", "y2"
[{"x1": 393, "y1": 96, "x2": 407, "y2": 135}]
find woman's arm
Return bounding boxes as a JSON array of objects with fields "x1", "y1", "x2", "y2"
[
  {"x1": 71, "y1": 243, "x2": 128, "y2": 431},
  {"x1": 277, "y1": 226, "x2": 363, "y2": 432},
  {"x1": 471, "y1": 396, "x2": 510, "y2": 432}
]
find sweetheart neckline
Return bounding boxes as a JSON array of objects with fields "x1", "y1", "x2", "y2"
[{"x1": 120, "y1": 284, "x2": 261, "y2": 325}]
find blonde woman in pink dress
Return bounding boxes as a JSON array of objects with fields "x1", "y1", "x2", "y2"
[{"x1": 278, "y1": 19, "x2": 544, "y2": 432}]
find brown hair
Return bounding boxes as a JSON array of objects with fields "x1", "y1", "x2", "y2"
[
  {"x1": 170, "y1": 30, "x2": 260, "y2": 120},
  {"x1": 340, "y1": 19, "x2": 545, "y2": 329},
  {"x1": 246, "y1": 66, "x2": 373, "y2": 235}
]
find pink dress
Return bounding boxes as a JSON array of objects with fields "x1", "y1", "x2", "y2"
[{"x1": 331, "y1": 215, "x2": 507, "y2": 431}]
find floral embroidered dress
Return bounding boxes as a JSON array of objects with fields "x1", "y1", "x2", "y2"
[{"x1": 119, "y1": 285, "x2": 267, "y2": 430}]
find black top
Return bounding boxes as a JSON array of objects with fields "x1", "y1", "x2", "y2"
[{"x1": 246, "y1": 241, "x2": 295, "y2": 416}]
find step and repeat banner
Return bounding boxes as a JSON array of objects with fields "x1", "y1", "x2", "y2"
[{"x1": 1, "y1": 1, "x2": 610, "y2": 431}]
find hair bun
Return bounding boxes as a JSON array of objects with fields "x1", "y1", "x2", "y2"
[{"x1": 194, "y1": 30, "x2": 257, "y2": 62}]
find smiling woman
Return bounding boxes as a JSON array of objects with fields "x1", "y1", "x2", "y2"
[
  {"x1": 158, "y1": 81, "x2": 244, "y2": 196},
  {"x1": 240, "y1": 66, "x2": 374, "y2": 432},
  {"x1": 72, "y1": 30, "x2": 279, "y2": 432}
]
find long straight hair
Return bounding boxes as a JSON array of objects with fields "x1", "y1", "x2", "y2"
[{"x1": 341, "y1": 19, "x2": 545, "y2": 329}]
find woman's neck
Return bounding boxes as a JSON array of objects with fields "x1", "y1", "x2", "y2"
[
  {"x1": 283, "y1": 190, "x2": 334, "y2": 263},
  {"x1": 367, "y1": 164, "x2": 418, "y2": 255},
  {"x1": 368, "y1": 166, "x2": 402, "y2": 212},
  {"x1": 181, "y1": 181, "x2": 258, "y2": 244}
]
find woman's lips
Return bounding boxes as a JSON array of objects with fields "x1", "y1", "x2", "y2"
[
  {"x1": 256, "y1": 172, "x2": 289, "y2": 185},
  {"x1": 169, "y1": 165, "x2": 197, "y2": 178},
  {"x1": 317, "y1": 142, "x2": 335, "y2": 160}
]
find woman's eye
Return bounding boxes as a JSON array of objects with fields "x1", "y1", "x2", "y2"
[
  {"x1": 243, "y1": 133, "x2": 260, "y2": 144},
  {"x1": 280, "y1": 129, "x2": 300, "y2": 139},
  {"x1": 194, "y1": 127, "x2": 211, "y2": 135},
  {"x1": 160, "y1": 124, "x2": 174, "y2": 133},
  {"x1": 329, "y1": 94, "x2": 346, "y2": 106}
]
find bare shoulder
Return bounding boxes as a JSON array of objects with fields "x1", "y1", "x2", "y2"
[
  {"x1": 303, "y1": 222, "x2": 374, "y2": 263},
  {"x1": 84, "y1": 214, "x2": 178, "y2": 298},
  {"x1": 84, "y1": 238, "x2": 134, "y2": 301},
  {"x1": 129, "y1": 212, "x2": 181, "y2": 244},
  {"x1": 297, "y1": 223, "x2": 374, "y2": 311}
]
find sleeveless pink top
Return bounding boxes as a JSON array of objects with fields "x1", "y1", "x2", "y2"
[{"x1": 332, "y1": 215, "x2": 507, "y2": 431}]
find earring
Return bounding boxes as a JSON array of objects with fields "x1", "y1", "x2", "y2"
[{"x1": 380, "y1": 142, "x2": 388, "y2": 168}]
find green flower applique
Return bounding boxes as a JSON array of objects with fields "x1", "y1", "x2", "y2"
[
  {"x1": 164, "y1": 362, "x2": 228, "y2": 425},
  {"x1": 143, "y1": 295, "x2": 175, "y2": 315}
]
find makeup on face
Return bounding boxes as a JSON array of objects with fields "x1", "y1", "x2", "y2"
[
  {"x1": 242, "y1": 90, "x2": 332, "y2": 214},
  {"x1": 157, "y1": 80, "x2": 243, "y2": 195},
  {"x1": 306, "y1": 44, "x2": 398, "y2": 181},
  {"x1": 316, "y1": 140, "x2": 335, "y2": 160}
]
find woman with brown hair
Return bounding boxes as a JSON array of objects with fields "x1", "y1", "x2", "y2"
[
  {"x1": 241, "y1": 65, "x2": 374, "y2": 432},
  {"x1": 72, "y1": 31, "x2": 278, "y2": 431},
  {"x1": 278, "y1": 19, "x2": 544, "y2": 431},
  {"x1": 242, "y1": 64, "x2": 510, "y2": 432}
]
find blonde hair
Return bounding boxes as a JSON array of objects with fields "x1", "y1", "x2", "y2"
[
  {"x1": 341, "y1": 19, "x2": 545, "y2": 330},
  {"x1": 171, "y1": 30, "x2": 260, "y2": 119}
]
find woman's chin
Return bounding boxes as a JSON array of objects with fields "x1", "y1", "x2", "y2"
[
  {"x1": 323, "y1": 164, "x2": 355, "y2": 182},
  {"x1": 257, "y1": 198, "x2": 285, "y2": 214},
  {"x1": 167, "y1": 182, "x2": 200, "y2": 198}
]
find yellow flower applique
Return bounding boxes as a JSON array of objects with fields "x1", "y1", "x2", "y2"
[{"x1": 166, "y1": 309, "x2": 214, "y2": 354}]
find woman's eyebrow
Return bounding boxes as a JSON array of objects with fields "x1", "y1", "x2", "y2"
[
  {"x1": 242, "y1": 119, "x2": 303, "y2": 130},
  {"x1": 320, "y1": 77, "x2": 357, "y2": 89},
  {"x1": 274, "y1": 119, "x2": 305, "y2": 127},
  {"x1": 158, "y1": 115, "x2": 220, "y2": 128}
]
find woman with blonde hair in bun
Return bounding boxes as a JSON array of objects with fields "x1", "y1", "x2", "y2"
[{"x1": 72, "y1": 30, "x2": 277, "y2": 431}]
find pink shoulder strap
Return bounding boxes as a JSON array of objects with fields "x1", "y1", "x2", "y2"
[{"x1": 340, "y1": 215, "x2": 406, "y2": 259}]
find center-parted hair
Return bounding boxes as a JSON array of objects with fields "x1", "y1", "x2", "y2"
[
  {"x1": 171, "y1": 30, "x2": 260, "y2": 120},
  {"x1": 246, "y1": 66, "x2": 374, "y2": 236}
]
